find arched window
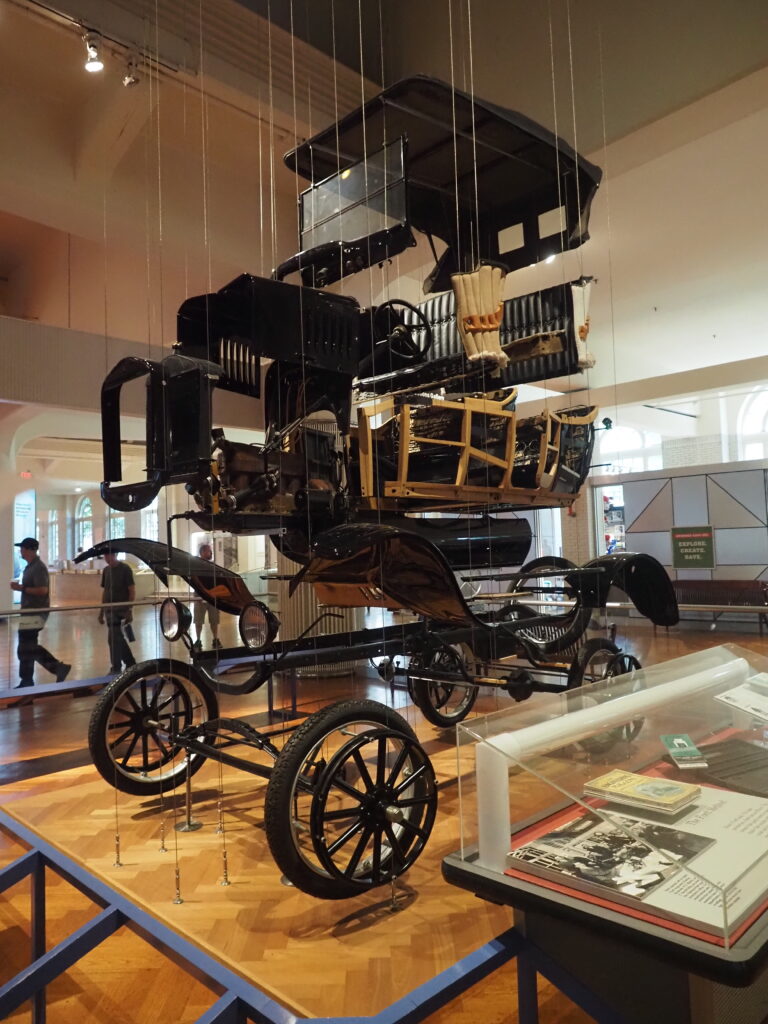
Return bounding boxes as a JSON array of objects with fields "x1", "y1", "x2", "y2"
[
  {"x1": 48, "y1": 509, "x2": 59, "y2": 562},
  {"x1": 596, "y1": 424, "x2": 662, "y2": 475},
  {"x1": 141, "y1": 496, "x2": 159, "y2": 542},
  {"x1": 736, "y1": 390, "x2": 768, "y2": 462},
  {"x1": 108, "y1": 508, "x2": 126, "y2": 540},
  {"x1": 75, "y1": 496, "x2": 93, "y2": 552}
]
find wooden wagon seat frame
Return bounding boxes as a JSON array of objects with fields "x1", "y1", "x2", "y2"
[{"x1": 357, "y1": 393, "x2": 597, "y2": 507}]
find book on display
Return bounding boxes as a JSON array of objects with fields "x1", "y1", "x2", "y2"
[
  {"x1": 583, "y1": 769, "x2": 700, "y2": 815},
  {"x1": 507, "y1": 785, "x2": 768, "y2": 938}
]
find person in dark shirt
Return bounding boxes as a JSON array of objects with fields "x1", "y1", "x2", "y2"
[
  {"x1": 10, "y1": 537, "x2": 70, "y2": 688},
  {"x1": 99, "y1": 552, "x2": 137, "y2": 674}
]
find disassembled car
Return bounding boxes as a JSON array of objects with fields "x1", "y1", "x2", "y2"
[{"x1": 80, "y1": 76, "x2": 679, "y2": 899}]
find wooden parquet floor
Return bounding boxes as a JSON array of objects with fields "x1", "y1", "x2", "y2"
[{"x1": 1, "y1": 621, "x2": 766, "y2": 1022}]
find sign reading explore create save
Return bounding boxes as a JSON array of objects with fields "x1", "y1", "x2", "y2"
[{"x1": 671, "y1": 525, "x2": 715, "y2": 569}]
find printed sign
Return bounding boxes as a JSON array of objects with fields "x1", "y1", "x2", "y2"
[{"x1": 671, "y1": 525, "x2": 715, "y2": 569}]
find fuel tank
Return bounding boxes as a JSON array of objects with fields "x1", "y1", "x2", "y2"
[{"x1": 374, "y1": 513, "x2": 532, "y2": 571}]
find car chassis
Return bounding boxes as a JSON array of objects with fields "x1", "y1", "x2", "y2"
[{"x1": 80, "y1": 76, "x2": 679, "y2": 900}]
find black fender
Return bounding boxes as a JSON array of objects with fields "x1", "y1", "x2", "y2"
[
  {"x1": 578, "y1": 552, "x2": 679, "y2": 626},
  {"x1": 290, "y1": 523, "x2": 476, "y2": 625},
  {"x1": 75, "y1": 538, "x2": 255, "y2": 616},
  {"x1": 292, "y1": 524, "x2": 598, "y2": 651}
]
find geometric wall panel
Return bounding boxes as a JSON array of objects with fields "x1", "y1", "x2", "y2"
[
  {"x1": 709, "y1": 470, "x2": 767, "y2": 525},
  {"x1": 593, "y1": 467, "x2": 768, "y2": 590},
  {"x1": 707, "y1": 477, "x2": 765, "y2": 528},
  {"x1": 625, "y1": 531, "x2": 673, "y2": 566},
  {"x1": 626, "y1": 480, "x2": 672, "y2": 533},
  {"x1": 671, "y1": 475, "x2": 708, "y2": 528},
  {"x1": 623, "y1": 478, "x2": 670, "y2": 531},
  {"x1": 714, "y1": 527, "x2": 768, "y2": 565}
]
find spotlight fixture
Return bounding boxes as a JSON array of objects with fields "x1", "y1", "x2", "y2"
[
  {"x1": 122, "y1": 58, "x2": 140, "y2": 88},
  {"x1": 83, "y1": 32, "x2": 104, "y2": 73}
]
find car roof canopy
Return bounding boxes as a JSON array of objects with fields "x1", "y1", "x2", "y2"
[{"x1": 285, "y1": 75, "x2": 602, "y2": 288}]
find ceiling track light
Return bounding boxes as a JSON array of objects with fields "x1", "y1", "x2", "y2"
[
  {"x1": 83, "y1": 31, "x2": 104, "y2": 73},
  {"x1": 122, "y1": 57, "x2": 140, "y2": 88}
]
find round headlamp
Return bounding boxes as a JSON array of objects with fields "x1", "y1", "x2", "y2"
[
  {"x1": 239, "y1": 601, "x2": 279, "y2": 651},
  {"x1": 160, "y1": 597, "x2": 192, "y2": 642}
]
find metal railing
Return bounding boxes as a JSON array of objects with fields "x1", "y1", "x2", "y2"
[{"x1": 0, "y1": 811, "x2": 623, "y2": 1024}]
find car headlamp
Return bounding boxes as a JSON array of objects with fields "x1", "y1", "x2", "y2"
[
  {"x1": 238, "y1": 601, "x2": 279, "y2": 651},
  {"x1": 159, "y1": 597, "x2": 192, "y2": 642}
]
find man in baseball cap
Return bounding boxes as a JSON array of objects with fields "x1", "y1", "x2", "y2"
[{"x1": 10, "y1": 538, "x2": 70, "y2": 689}]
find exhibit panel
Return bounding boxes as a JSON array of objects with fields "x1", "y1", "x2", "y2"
[{"x1": 444, "y1": 644, "x2": 768, "y2": 1019}]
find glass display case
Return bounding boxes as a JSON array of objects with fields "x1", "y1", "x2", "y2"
[{"x1": 443, "y1": 644, "x2": 768, "y2": 983}]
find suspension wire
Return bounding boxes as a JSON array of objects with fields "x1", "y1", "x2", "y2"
[
  {"x1": 266, "y1": 2, "x2": 278, "y2": 276},
  {"x1": 178, "y1": 0, "x2": 229, "y2": 874},
  {"x1": 447, "y1": 0, "x2": 463, "y2": 270},
  {"x1": 597, "y1": 17, "x2": 620, "y2": 448},
  {"x1": 543, "y1": 0, "x2": 568, "y2": 564},
  {"x1": 153, "y1": 0, "x2": 165, "y2": 351},
  {"x1": 463, "y1": 0, "x2": 494, "y2": 610},
  {"x1": 563, "y1": 0, "x2": 588, "y2": 565},
  {"x1": 95, "y1": 16, "x2": 124, "y2": 861},
  {"x1": 465, "y1": 0, "x2": 480, "y2": 271},
  {"x1": 138, "y1": 0, "x2": 183, "y2": 879},
  {"x1": 288, "y1": 0, "x2": 319, "y2": 683},
  {"x1": 354, "y1": 0, "x2": 397, "y2": 704}
]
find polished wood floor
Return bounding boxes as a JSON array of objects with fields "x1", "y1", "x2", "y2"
[{"x1": 1, "y1": 615, "x2": 766, "y2": 1022}]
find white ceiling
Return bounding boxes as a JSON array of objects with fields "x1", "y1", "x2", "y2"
[{"x1": 240, "y1": 0, "x2": 768, "y2": 150}]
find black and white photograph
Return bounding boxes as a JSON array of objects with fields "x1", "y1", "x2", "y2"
[{"x1": 512, "y1": 813, "x2": 714, "y2": 899}]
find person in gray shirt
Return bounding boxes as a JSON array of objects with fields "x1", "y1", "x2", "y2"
[
  {"x1": 192, "y1": 542, "x2": 222, "y2": 651},
  {"x1": 98, "y1": 552, "x2": 136, "y2": 673},
  {"x1": 10, "y1": 538, "x2": 70, "y2": 687}
]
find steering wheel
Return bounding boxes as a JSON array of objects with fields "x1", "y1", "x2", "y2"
[{"x1": 372, "y1": 299, "x2": 433, "y2": 364}]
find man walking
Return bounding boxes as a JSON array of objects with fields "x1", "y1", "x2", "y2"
[
  {"x1": 193, "y1": 541, "x2": 222, "y2": 651},
  {"x1": 10, "y1": 537, "x2": 70, "y2": 688},
  {"x1": 99, "y1": 552, "x2": 137, "y2": 674}
]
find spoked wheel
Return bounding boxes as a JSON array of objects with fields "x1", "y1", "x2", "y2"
[
  {"x1": 567, "y1": 640, "x2": 644, "y2": 755},
  {"x1": 566, "y1": 638, "x2": 621, "y2": 689},
  {"x1": 409, "y1": 644, "x2": 478, "y2": 728},
  {"x1": 264, "y1": 699, "x2": 437, "y2": 900},
  {"x1": 88, "y1": 659, "x2": 219, "y2": 796}
]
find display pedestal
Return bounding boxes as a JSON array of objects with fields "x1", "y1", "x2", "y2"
[{"x1": 516, "y1": 907, "x2": 768, "y2": 1024}]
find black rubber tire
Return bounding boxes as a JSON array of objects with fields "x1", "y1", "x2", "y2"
[
  {"x1": 566, "y1": 637, "x2": 621, "y2": 689},
  {"x1": 88, "y1": 658, "x2": 219, "y2": 796},
  {"x1": 264, "y1": 699, "x2": 437, "y2": 900},
  {"x1": 410, "y1": 645, "x2": 478, "y2": 727}
]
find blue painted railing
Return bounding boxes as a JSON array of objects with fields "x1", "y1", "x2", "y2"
[{"x1": 0, "y1": 810, "x2": 623, "y2": 1023}]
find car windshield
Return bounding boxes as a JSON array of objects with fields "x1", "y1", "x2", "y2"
[{"x1": 299, "y1": 137, "x2": 406, "y2": 250}]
